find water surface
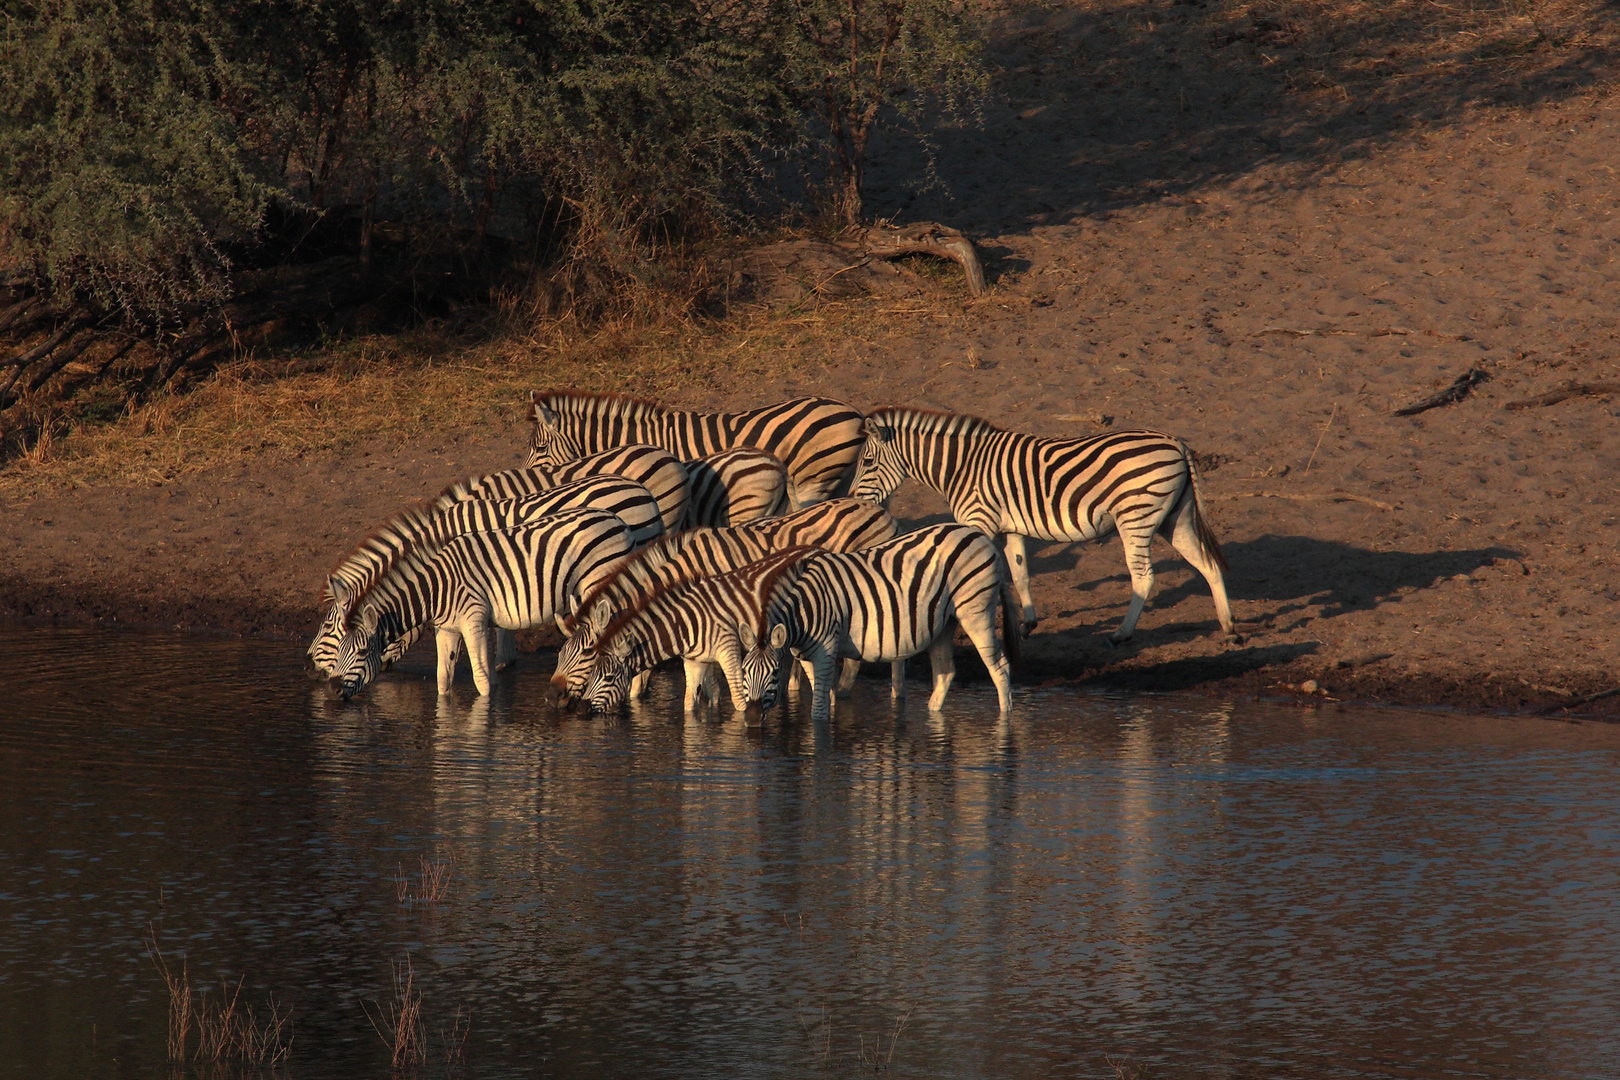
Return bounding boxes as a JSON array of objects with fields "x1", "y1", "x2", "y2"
[{"x1": 2, "y1": 627, "x2": 1617, "y2": 1078}]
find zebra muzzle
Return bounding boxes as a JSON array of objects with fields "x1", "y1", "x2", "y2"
[
  {"x1": 303, "y1": 655, "x2": 324, "y2": 680},
  {"x1": 743, "y1": 701, "x2": 766, "y2": 729},
  {"x1": 325, "y1": 677, "x2": 353, "y2": 702}
]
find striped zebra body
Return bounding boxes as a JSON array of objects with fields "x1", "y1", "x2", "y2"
[
  {"x1": 850, "y1": 407, "x2": 1236, "y2": 644},
  {"x1": 443, "y1": 443, "x2": 689, "y2": 532},
  {"x1": 580, "y1": 549, "x2": 808, "y2": 723},
  {"x1": 307, "y1": 475, "x2": 661, "y2": 677},
  {"x1": 328, "y1": 508, "x2": 633, "y2": 700},
  {"x1": 527, "y1": 389, "x2": 865, "y2": 508},
  {"x1": 548, "y1": 499, "x2": 898, "y2": 707},
  {"x1": 684, "y1": 448, "x2": 789, "y2": 527},
  {"x1": 756, "y1": 525, "x2": 1016, "y2": 723}
]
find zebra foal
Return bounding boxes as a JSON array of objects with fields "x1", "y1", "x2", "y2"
[
  {"x1": 850, "y1": 408, "x2": 1236, "y2": 645},
  {"x1": 527, "y1": 389, "x2": 865, "y2": 509},
  {"x1": 746, "y1": 525, "x2": 1019, "y2": 724},
  {"x1": 547, "y1": 498, "x2": 898, "y2": 708},
  {"x1": 327, "y1": 508, "x2": 634, "y2": 700},
  {"x1": 579, "y1": 549, "x2": 809, "y2": 725}
]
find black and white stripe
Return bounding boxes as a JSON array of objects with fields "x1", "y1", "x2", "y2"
[
  {"x1": 308, "y1": 475, "x2": 661, "y2": 677},
  {"x1": 749, "y1": 524, "x2": 1017, "y2": 723},
  {"x1": 445, "y1": 443, "x2": 689, "y2": 532},
  {"x1": 547, "y1": 499, "x2": 897, "y2": 707},
  {"x1": 683, "y1": 448, "x2": 789, "y2": 527},
  {"x1": 527, "y1": 389, "x2": 865, "y2": 508},
  {"x1": 327, "y1": 508, "x2": 633, "y2": 700},
  {"x1": 850, "y1": 407, "x2": 1235, "y2": 644},
  {"x1": 580, "y1": 549, "x2": 809, "y2": 722}
]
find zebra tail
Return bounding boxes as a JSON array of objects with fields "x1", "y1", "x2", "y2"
[
  {"x1": 1180, "y1": 441, "x2": 1229, "y2": 572},
  {"x1": 997, "y1": 551, "x2": 1022, "y2": 668}
]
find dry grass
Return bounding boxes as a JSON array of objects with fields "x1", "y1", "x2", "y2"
[
  {"x1": 145, "y1": 926, "x2": 294, "y2": 1067},
  {"x1": 0, "y1": 293, "x2": 958, "y2": 501},
  {"x1": 397, "y1": 851, "x2": 457, "y2": 907},
  {"x1": 365, "y1": 954, "x2": 471, "y2": 1077}
]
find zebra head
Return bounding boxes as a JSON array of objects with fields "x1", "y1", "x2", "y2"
[
  {"x1": 547, "y1": 600, "x2": 614, "y2": 709},
  {"x1": 581, "y1": 650, "x2": 633, "y2": 714},
  {"x1": 850, "y1": 420, "x2": 906, "y2": 506},
  {"x1": 526, "y1": 395, "x2": 583, "y2": 469},
  {"x1": 736, "y1": 620, "x2": 790, "y2": 728},
  {"x1": 305, "y1": 587, "x2": 358, "y2": 678},
  {"x1": 325, "y1": 608, "x2": 389, "y2": 702}
]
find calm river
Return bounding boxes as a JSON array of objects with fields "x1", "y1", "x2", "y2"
[{"x1": 2, "y1": 627, "x2": 1617, "y2": 1079}]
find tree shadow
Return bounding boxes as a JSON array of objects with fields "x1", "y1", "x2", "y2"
[{"x1": 862, "y1": 0, "x2": 1617, "y2": 231}]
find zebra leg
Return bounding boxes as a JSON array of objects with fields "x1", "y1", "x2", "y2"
[
  {"x1": 808, "y1": 651, "x2": 839, "y2": 725},
  {"x1": 1003, "y1": 532, "x2": 1039, "y2": 635},
  {"x1": 630, "y1": 670, "x2": 652, "y2": 699},
  {"x1": 464, "y1": 619, "x2": 495, "y2": 697},
  {"x1": 434, "y1": 626, "x2": 463, "y2": 696},
  {"x1": 1109, "y1": 523, "x2": 1158, "y2": 644},
  {"x1": 957, "y1": 603, "x2": 1013, "y2": 716},
  {"x1": 836, "y1": 657, "x2": 861, "y2": 695},
  {"x1": 891, "y1": 659, "x2": 906, "y2": 701},
  {"x1": 494, "y1": 628, "x2": 518, "y2": 671},
  {"x1": 925, "y1": 634, "x2": 956, "y2": 711},
  {"x1": 701, "y1": 662, "x2": 723, "y2": 705},
  {"x1": 1164, "y1": 494, "x2": 1240, "y2": 642},
  {"x1": 681, "y1": 658, "x2": 708, "y2": 713}
]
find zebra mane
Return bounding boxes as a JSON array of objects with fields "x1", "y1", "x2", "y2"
[
  {"x1": 320, "y1": 499, "x2": 441, "y2": 611},
  {"x1": 560, "y1": 531, "x2": 706, "y2": 634},
  {"x1": 532, "y1": 388, "x2": 664, "y2": 418},
  {"x1": 865, "y1": 405, "x2": 1004, "y2": 437},
  {"x1": 749, "y1": 547, "x2": 817, "y2": 644}
]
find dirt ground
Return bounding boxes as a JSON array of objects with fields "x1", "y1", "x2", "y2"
[{"x1": 3, "y1": 1, "x2": 1618, "y2": 719}]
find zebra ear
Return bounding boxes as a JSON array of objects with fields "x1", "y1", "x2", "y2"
[
  {"x1": 587, "y1": 601, "x2": 612, "y2": 632},
  {"x1": 769, "y1": 623, "x2": 788, "y2": 650},
  {"x1": 737, "y1": 622, "x2": 757, "y2": 651},
  {"x1": 532, "y1": 397, "x2": 558, "y2": 427},
  {"x1": 860, "y1": 419, "x2": 893, "y2": 443}
]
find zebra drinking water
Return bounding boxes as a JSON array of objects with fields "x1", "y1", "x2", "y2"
[
  {"x1": 740, "y1": 524, "x2": 1018, "y2": 724},
  {"x1": 526, "y1": 390, "x2": 865, "y2": 509},
  {"x1": 327, "y1": 508, "x2": 634, "y2": 701},
  {"x1": 547, "y1": 498, "x2": 898, "y2": 708},
  {"x1": 850, "y1": 407, "x2": 1236, "y2": 645},
  {"x1": 579, "y1": 549, "x2": 811, "y2": 724},
  {"x1": 307, "y1": 475, "x2": 662, "y2": 678}
]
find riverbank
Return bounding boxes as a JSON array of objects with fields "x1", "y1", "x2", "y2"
[{"x1": 3, "y1": 2, "x2": 1618, "y2": 720}]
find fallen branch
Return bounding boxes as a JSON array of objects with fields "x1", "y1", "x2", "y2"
[
  {"x1": 1502, "y1": 380, "x2": 1620, "y2": 411},
  {"x1": 1541, "y1": 685, "x2": 1620, "y2": 714},
  {"x1": 855, "y1": 222, "x2": 987, "y2": 296},
  {"x1": 1393, "y1": 367, "x2": 1489, "y2": 416},
  {"x1": 1211, "y1": 490, "x2": 1397, "y2": 511}
]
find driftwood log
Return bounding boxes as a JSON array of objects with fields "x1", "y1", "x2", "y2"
[
  {"x1": 1393, "y1": 367, "x2": 1489, "y2": 416},
  {"x1": 851, "y1": 222, "x2": 987, "y2": 296},
  {"x1": 1503, "y1": 380, "x2": 1620, "y2": 411}
]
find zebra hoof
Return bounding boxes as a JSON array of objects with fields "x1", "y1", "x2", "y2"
[
  {"x1": 1224, "y1": 632, "x2": 1245, "y2": 646},
  {"x1": 1105, "y1": 633, "x2": 1132, "y2": 648}
]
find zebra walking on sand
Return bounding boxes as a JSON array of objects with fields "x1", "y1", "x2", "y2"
[
  {"x1": 547, "y1": 498, "x2": 897, "y2": 708},
  {"x1": 850, "y1": 407, "x2": 1236, "y2": 645},
  {"x1": 527, "y1": 389, "x2": 865, "y2": 509},
  {"x1": 742, "y1": 525, "x2": 1019, "y2": 724},
  {"x1": 326, "y1": 508, "x2": 635, "y2": 700}
]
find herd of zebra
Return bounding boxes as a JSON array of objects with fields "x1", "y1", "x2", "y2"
[{"x1": 304, "y1": 389, "x2": 1237, "y2": 725}]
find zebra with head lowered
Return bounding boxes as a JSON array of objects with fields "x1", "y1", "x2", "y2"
[
  {"x1": 527, "y1": 389, "x2": 865, "y2": 509},
  {"x1": 736, "y1": 524, "x2": 1018, "y2": 725},
  {"x1": 547, "y1": 498, "x2": 898, "y2": 709},
  {"x1": 850, "y1": 407, "x2": 1236, "y2": 645},
  {"x1": 327, "y1": 508, "x2": 634, "y2": 701},
  {"x1": 307, "y1": 475, "x2": 663, "y2": 679},
  {"x1": 580, "y1": 549, "x2": 810, "y2": 726}
]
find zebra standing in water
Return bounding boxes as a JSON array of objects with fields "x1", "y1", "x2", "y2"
[
  {"x1": 326, "y1": 508, "x2": 634, "y2": 700},
  {"x1": 307, "y1": 475, "x2": 662, "y2": 678},
  {"x1": 850, "y1": 407, "x2": 1236, "y2": 644},
  {"x1": 741, "y1": 525, "x2": 1018, "y2": 724},
  {"x1": 547, "y1": 498, "x2": 897, "y2": 708},
  {"x1": 683, "y1": 448, "x2": 789, "y2": 527},
  {"x1": 579, "y1": 549, "x2": 810, "y2": 724},
  {"x1": 440, "y1": 443, "x2": 690, "y2": 532},
  {"x1": 527, "y1": 389, "x2": 865, "y2": 509}
]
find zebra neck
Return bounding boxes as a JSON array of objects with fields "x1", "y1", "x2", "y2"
[{"x1": 902, "y1": 426, "x2": 996, "y2": 502}]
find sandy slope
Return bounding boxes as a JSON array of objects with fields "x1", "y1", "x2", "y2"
[{"x1": 3, "y1": 1, "x2": 1618, "y2": 716}]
